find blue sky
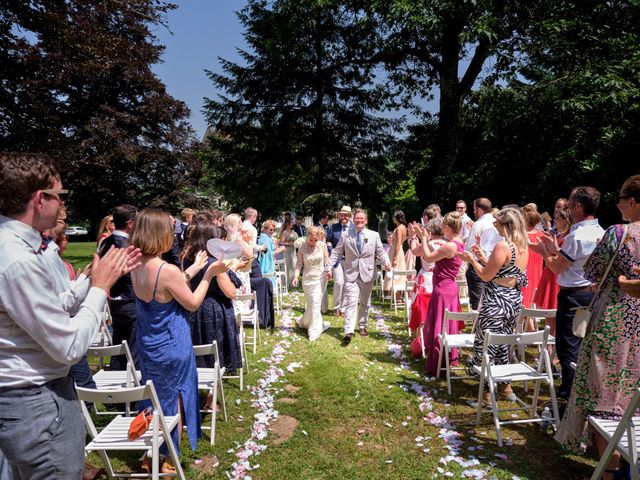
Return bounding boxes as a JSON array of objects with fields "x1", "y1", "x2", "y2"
[{"x1": 152, "y1": 0, "x2": 249, "y2": 138}]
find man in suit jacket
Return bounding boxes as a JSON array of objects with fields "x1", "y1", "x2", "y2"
[
  {"x1": 327, "y1": 208, "x2": 390, "y2": 345},
  {"x1": 292, "y1": 216, "x2": 307, "y2": 238},
  {"x1": 325, "y1": 206, "x2": 353, "y2": 316},
  {"x1": 98, "y1": 204, "x2": 138, "y2": 370}
]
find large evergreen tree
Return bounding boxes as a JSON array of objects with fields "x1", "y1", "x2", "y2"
[
  {"x1": 0, "y1": 0, "x2": 201, "y2": 225},
  {"x1": 203, "y1": 0, "x2": 399, "y2": 216}
]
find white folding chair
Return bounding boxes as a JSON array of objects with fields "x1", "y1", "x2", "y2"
[
  {"x1": 236, "y1": 291, "x2": 260, "y2": 354},
  {"x1": 91, "y1": 303, "x2": 113, "y2": 347},
  {"x1": 474, "y1": 327, "x2": 560, "y2": 447},
  {"x1": 436, "y1": 310, "x2": 478, "y2": 395},
  {"x1": 193, "y1": 340, "x2": 227, "y2": 445},
  {"x1": 263, "y1": 272, "x2": 280, "y2": 313},
  {"x1": 390, "y1": 269, "x2": 415, "y2": 314},
  {"x1": 375, "y1": 262, "x2": 385, "y2": 300},
  {"x1": 456, "y1": 279, "x2": 470, "y2": 310},
  {"x1": 77, "y1": 381, "x2": 185, "y2": 480},
  {"x1": 87, "y1": 341, "x2": 141, "y2": 416},
  {"x1": 516, "y1": 307, "x2": 558, "y2": 385},
  {"x1": 223, "y1": 313, "x2": 248, "y2": 390},
  {"x1": 589, "y1": 388, "x2": 640, "y2": 480}
]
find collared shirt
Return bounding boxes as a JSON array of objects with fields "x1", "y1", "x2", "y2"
[
  {"x1": 464, "y1": 212, "x2": 500, "y2": 257},
  {"x1": 242, "y1": 219, "x2": 259, "y2": 252},
  {"x1": 42, "y1": 241, "x2": 91, "y2": 315},
  {"x1": 460, "y1": 213, "x2": 473, "y2": 242},
  {"x1": 558, "y1": 219, "x2": 605, "y2": 287},
  {"x1": 0, "y1": 215, "x2": 106, "y2": 387}
]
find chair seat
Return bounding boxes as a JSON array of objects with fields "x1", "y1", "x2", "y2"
[
  {"x1": 473, "y1": 362, "x2": 550, "y2": 383},
  {"x1": 93, "y1": 369, "x2": 142, "y2": 390},
  {"x1": 445, "y1": 333, "x2": 475, "y2": 348},
  {"x1": 86, "y1": 414, "x2": 180, "y2": 451},
  {"x1": 589, "y1": 416, "x2": 640, "y2": 459}
]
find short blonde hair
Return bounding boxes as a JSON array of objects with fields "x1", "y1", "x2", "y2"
[
  {"x1": 262, "y1": 219, "x2": 276, "y2": 231},
  {"x1": 130, "y1": 209, "x2": 174, "y2": 255},
  {"x1": 225, "y1": 213, "x2": 242, "y2": 241}
]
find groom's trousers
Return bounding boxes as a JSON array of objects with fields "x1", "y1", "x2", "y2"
[
  {"x1": 342, "y1": 276, "x2": 373, "y2": 334},
  {"x1": 332, "y1": 262, "x2": 346, "y2": 312}
]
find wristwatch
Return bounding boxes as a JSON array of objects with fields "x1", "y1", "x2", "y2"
[{"x1": 184, "y1": 272, "x2": 192, "y2": 281}]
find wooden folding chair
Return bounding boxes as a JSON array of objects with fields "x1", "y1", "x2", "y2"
[
  {"x1": 193, "y1": 340, "x2": 227, "y2": 445},
  {"x1": 436, "y1": 309, "x2": 478, "y2": 395},
  {"x1": 474, "y1": 327, "x2": 560, "y2": 447},
  {"x1": 77, "y1": 381, "x2": 185, "y2": 480},
  {"x1": 589, "y1": 388, "x2": 640, "y2": 480}
]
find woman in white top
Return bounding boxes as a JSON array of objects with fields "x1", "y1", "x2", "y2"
[{"x1": 292, "y1": 226, "x2": 330, "y2": 341}]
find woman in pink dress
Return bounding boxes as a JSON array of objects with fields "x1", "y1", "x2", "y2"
[
  {"x1": 521, "y1": 203, "x2": 544, "y2": 311},
  {"x1": 531, "y1": 207, "x2": 572, "y2": 338},
  {"x1": 415, "y1": 212, "x2": 464, "y2": 376}
]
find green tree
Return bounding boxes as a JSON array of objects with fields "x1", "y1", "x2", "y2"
[
  {"x1": 202, "y1": 0, "x2": 399, "y2": 217},
  {"x1": 0, "y1": 0, "x2": 201, "y2": 226}
]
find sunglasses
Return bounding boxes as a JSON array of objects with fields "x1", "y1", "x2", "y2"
[{"x1": 41, "y1": 189, "x2": 70, "y2": 204}]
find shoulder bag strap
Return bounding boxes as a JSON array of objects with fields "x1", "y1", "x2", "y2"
[{"x1": 589, "y1": 224, "x2": 628, "y2": 307}]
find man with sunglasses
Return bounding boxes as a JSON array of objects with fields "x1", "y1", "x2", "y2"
[{"x1": 0, "y1": 152, "x2": 141, "y2": 479}]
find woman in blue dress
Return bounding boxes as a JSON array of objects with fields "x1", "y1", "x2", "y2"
[
  {"x1": 257, "y1": 219, "x2": 285, "y2": 287},
  {"x1": 130, "y1": 209, "x2": 227, "y2": 472}
]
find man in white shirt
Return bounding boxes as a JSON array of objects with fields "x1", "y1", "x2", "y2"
[
  {"x1": 540, "y1": 186, "x2": 604, "y2": 399},
  {"x1": 464, "y1": 197, "x2": 501, "y2": 310},
  {"x1": 0, "y1": 152, "x2": 140, "y2": 479},
  {"x1": 456, "y1": 200, "x2": 474, "y2": 243},
  {"x1": 243, "y1": 207, "x2": 260, "y2": 253}
]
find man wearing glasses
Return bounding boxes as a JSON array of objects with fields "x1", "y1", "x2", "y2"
[
  {"x1": 456, "y1": 200, "x2": 473, "y2": 243},
  {"x1": 0, "y1": 152, "x2": 140, "y2": 479}
]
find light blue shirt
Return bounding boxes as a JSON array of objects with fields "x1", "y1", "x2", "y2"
[{"x1": 0, "y1": 215, "x2": 106, "y2": 387}]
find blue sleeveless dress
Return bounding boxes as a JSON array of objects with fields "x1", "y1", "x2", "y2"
[{"x1": 135, "y1": 262, "x2": 201, "y2": 454}]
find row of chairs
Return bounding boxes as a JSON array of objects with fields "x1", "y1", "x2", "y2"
[{"x1": 430, "y1": 308, "x2": 560, "y2": 447}]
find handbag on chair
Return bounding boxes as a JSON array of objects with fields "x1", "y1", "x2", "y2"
[
  {"x1": 572, "y1": 225, "x2": 628, "y2": 338},
  {"x1": 128, "y1": 407, "x2": 153, "y2": 441}
]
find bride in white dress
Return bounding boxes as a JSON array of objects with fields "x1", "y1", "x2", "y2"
[{"x1": 292, "y1": 226, "x2": 330, "y2": 341}]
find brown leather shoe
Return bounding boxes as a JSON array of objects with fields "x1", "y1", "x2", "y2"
[
  {"x1": 359, "y1": 327, "x2": 368, "y2": 336},
  {"x1": 333, "y1": 309, "x2": 341, "y2": 317}
]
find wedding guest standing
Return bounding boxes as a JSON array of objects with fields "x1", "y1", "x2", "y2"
[
  {"x1": 459, "y1": 208, "x2": 529, "y2": 403},
  {"x1": 415, "y1": 212, "x2": 464, "y2": 376},
  {"x1": 539, "y1": 187, "x2": 604, "y2": 400},
  {"x1": 384, "y1": 210, "x2": 408, "y2": 296},
  {"x1": 521, "y1": 203, "x2": 544, "y2": 311},
  {"x1": 257, "y1": 219, "x2": 285, "y2": 287},
  {"x1": 280, "y1": 218, "x2": 297, "y2": 288},
  {"x1": 326, "y1": 206, "x2": 353, "y2": 316},
  {"x1": 96, "y1": 214, "x2": 115, "y2": 250},
  {"x1": 130, "y1": 209, "x2": 226, "y2": 472},
  {"x1": 0, "y1": 152, "x2": 138, "y2": 479},
  {"x1": 292, "y1": 226, "x2": 330, "y2": 341},
  {"x1": 556, "y1": 175, "x2": 640, "y2": 480}
]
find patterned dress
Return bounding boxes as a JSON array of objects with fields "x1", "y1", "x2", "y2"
[
  {"x1": 556, "y1": 223, "x2": 640, "y2": 450},
  {"x1": 470, "y1": 243, "x2": 528, "y2": 368}
]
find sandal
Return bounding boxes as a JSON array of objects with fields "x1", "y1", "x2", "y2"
[{"x1": 139, "y1": 458, "x2": 178, "y2": 474}]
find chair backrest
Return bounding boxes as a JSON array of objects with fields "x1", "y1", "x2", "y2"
[
  {"x1": 235, "y1": 292, "x2": 257, "y2": 303},
  {"x1": 263, "y1": 272, "x2": 276, "y2": 279},
  {"x1": 392, "y1": 270, "x2": 415, "y2": 278},
  {"x1": 521, "y1": 307, "x2": 557, "y2": 319},
  {"x1": 442, "y1": 309, "x2": 478, "y2": 334},
  {"x1": 193, "y1": 340, "x2": 222, "y2": 367},
  {"x1": 482, "y1": 327, "x2": 548, "y2": 349},
  {"x1": 455, "y1": 279, "x2": 467, "y2": 288},
  {"x1": 87, "y1": 340, "x2": 135, "y2": 370}
]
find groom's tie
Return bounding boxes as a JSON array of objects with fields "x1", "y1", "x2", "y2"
[{"x1": 356, "y1": 231, "x2": 364, "y2": 254}]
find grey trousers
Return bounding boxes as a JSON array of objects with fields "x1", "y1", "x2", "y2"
[
  {"x1": 0, "y1": 375, "x2": 85, "y2": 480},
  {"x1": 332, "y1": 263, "x2": 346, "y2": 311}
]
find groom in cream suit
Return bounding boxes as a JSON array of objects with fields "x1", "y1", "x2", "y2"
[{"x1": 327, "y1": 209, "x2": 391, "y2": 345}]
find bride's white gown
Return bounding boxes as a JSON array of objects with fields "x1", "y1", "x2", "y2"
[{"x1": 295, "y1": 243, "x2": 328, "y2": 341}]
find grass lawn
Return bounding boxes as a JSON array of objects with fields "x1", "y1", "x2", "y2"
[
  {"x1": 65, "y1": 242, "x2": 598, "y2": 479},
  {"x1": 64, "y1": 241, "x2": 98, "y2": 269}
]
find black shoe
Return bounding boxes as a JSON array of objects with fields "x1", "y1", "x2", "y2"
[{"x1": 342, "y1": 334, "x2": 352, "y2": 346}]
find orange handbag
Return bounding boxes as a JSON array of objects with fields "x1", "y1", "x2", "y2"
[{"x1": 128, "y1": 407, "x2": 153, "y2": 441}]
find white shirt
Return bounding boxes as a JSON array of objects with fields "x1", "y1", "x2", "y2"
[
  {"x1": 464, "y1": 212, "x2": 500, "y2": 257},
  {"x1": 242, "y1": 219, "x2": 259, "y2": 252},
  {"x1": 42, "y1": 241, "x2": 91, "y2": 315},
  {"x1": 460, "y1": 213, "x2": 473, "y2": 242},
  {"x1": 558, "y1": 219, "x2": 605, "y2": 287},
  {"x1": 0, "y1": 216, "x2": 106, "y2": 387}
]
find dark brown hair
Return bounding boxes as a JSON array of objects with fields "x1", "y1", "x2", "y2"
[
  {"x1": 620, "y1": 174, "x2": 640, "y2": 202},
  {"x1": 182, "y1": 221, "x2": 223, "y2": 262},
  {"x1": 0, "y1": 152, "x2": 59, "y2": 215}
]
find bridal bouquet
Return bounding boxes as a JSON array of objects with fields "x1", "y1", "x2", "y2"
[{"x1": 294, "y1": 236, "x2": 306, "y2": 249}]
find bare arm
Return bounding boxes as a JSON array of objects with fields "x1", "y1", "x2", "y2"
[
  {"x1": 216, "y1": 271, "x2": 237, "y2": 300},
  {"x1": 422, "y1": 241, "x2": 457, "y2": 263},
  {"x1": 165, "y1": 261, "x2": 226, "y2": 311},
  {"x1": 459, "y1": 241, "x2": 510, "y2": 282},
  {"x1": 294, "y1": 247, "x2": 304, "y2": 278}
]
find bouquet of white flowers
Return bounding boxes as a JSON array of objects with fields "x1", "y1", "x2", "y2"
[{"x1": 294, "y1": 236, "x2": 306, "y2": 249}]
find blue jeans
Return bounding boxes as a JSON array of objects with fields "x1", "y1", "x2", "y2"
[
  {"x1": 0, "y1": 375, "x2": 85, "y2": 479},
  {"x1": 556, "y1": 288, "x2": 593, "y2": 399}
]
